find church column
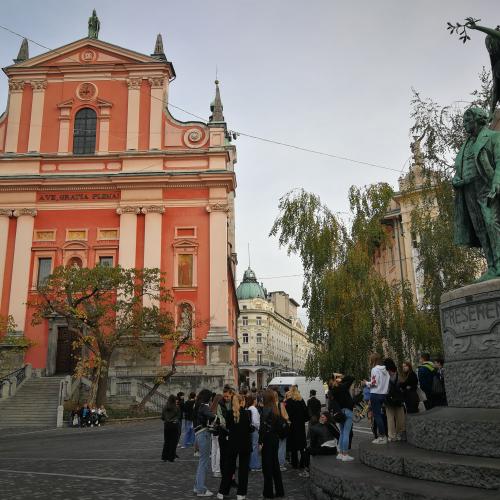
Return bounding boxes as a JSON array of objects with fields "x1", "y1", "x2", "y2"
[
  {"x1": 27, "y1": 80, "x2": 47, "y2": 152},
  {"x1": 4, "y1": 80, "x2": 25, "y2": 153},
  {"x1": 142, "y1": 205, "x2": 164, "y2": 307},
  {"x1": 126, "y1": 77, "x2": 142, "y2": 150},
  {"x1": 116, "y1": 206, "x2": 140, "y2": 269},
  {"x1": 148, "y1": 77, "x2": 164, "y2": 150},
  {"x1": 8, "y1": 208, "x2": 36, "y2": 333},
  {"x1": 0, "y1": 209, "x2": 12, "y2": 304}
]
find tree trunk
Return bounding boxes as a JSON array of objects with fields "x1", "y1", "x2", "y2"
[
  {"x1": 95, "y1": 359, "x2": 110, "y2": 407},
  {"x1": 134, "y1": 369, "x2": 174, "y2": 414}
]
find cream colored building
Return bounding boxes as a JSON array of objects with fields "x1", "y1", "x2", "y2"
[{"x1": 236, "y1": 267, "x2": 311, "y2": 388}]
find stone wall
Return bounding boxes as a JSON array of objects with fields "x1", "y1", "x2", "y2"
[{"x1": 0, "y1": 345, "x2": 25, "y2": 377}]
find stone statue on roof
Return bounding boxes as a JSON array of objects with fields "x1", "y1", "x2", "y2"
[{"x1": 88, "y1": 9, "x2": 100, "y2": 39}]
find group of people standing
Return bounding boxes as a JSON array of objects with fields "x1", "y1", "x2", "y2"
[{"x1": 161, "y1": 385, "x2": 334, "y2": 499}]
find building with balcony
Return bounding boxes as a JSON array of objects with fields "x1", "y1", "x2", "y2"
[{"x1": 236, "y1": 267, "x2": 311, "y2": 388}]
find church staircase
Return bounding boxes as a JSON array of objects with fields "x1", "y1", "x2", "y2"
[{"x1": 0, "y1": 376, "x2": 65, "y2": 428}]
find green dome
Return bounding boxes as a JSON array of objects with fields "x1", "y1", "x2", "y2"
[{"x1": 236, "y1": 267, "x2": 266, "y2": 300}]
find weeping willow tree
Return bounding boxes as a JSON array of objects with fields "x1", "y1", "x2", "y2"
[
  {"x1": 270, "y1": 185, "x2": 437, "y2": 381},
  {"x1": 406, "y1": 69, "x2": 490, "y2": 319}
]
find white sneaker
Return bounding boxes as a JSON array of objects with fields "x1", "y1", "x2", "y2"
[
  {"x1": 279, "y1": 466, "x2": 286, "y2": 471},
  {"x1": 336, "y1": 454, "x2": 344, "y2": 460},
  {"x1": 374, "y1": 436, "x2": 388, "y2": 445},
  {"x1": 194, "y1": 451, "x2": 200, "y2": 457},
  {"x1": 213, "y1": 472, "x2": 221, "y2": 478},
  {"x1": 341, "y1": 454, "x2": 354, "y2": 461},
  {"x1": 197, "y1": 491, "x2": 213, "y2": 497},
  {"x1": 236, "y1": 496, "x2": 246, "y2": 500},
  {"x1": 372, "y1": 437, "x2": 382, "y2": 444},
  {"x1": 216, "y1": 494, "x2": 224, "y2": 500}
]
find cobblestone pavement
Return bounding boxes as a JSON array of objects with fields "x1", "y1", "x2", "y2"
[{"x1": 0, "y1": 420, "x2": 330, "y2": 500}]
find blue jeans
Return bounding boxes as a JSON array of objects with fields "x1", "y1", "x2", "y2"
[
  {"x1": 370, "y1": 393, "x2": 386, "y2": 437},
  {"x1": 249, "y1": 429, "x2": 261, "y2": 469},
  {"x1": 194, "y1": 430, "x2": 211, "y2": 494},
  {"x1": 278, "y1": 438, "x2": 286, "y2": 466},
  {"x1": 183, "y1": 420, "x2": 195, "y2": 447},
  {"x1": 338, "y1": 408, "x2": 353, "y2": 453}
]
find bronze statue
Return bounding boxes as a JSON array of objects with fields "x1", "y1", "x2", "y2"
[
  {"x1": 448, "y1": 18, "x2": 500, "y2": 116},
  {"x1": 88, "y1": 9, "x2": 100, "y2": 39},
  {"x1": 453, "y1": 108, "x2": 500, "y2": 281}
]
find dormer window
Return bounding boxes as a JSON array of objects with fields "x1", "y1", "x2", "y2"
[{"x1": 73, "y1": 107, "x2": 96, "y2": 154}]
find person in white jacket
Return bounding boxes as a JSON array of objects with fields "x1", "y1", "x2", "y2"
[{"x1": 364, "y1": 352, "x2": 390, "y2": 444}]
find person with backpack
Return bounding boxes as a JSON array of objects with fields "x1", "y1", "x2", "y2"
[
  {"x1": 259, "y1": 389, "x2": 285, "y2": 499},
  {"x1": 384, "y1": 358, "x2": 406, "y2": 442},
  {"x1": 331, "y1": 374, "x2": 355, "y2": 461},
  {"x1": 181, "y1": 392, "x2": 197, "y2": 448},
  {"x1": 417, "y1": 353, "x2": 435, "y2": 410},
  {"x1": 216, "y1": 394, "x2": 253, "y2": 500},
  {"x1": 431, "y1": 358, "x2": 447, "y2": 407},
  {"x1": 276, "y1": 389, "x2": 290, "y2": 471},
  {"x1": 193, "y1": 389, "x2": 216, "y2": 497},
  {"x1": 284, "y1": 386, "x2": 309, "y2": 469}
]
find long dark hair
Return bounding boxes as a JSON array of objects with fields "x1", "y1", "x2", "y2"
[
  {"x1": 166, "y1": 394, "x2": 176, "y2": 410},
  {"x1": 195, "y1": 389, "x2": 212, "y2": 409},
  {"x1": 262, "y1": 389, "x2": 279, "y2": 417}
]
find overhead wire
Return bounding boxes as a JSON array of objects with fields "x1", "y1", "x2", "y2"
[{"x1": 0, "y1": 24, "x2": 406, "y2": 175}]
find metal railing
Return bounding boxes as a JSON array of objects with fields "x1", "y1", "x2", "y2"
[
  {"x1": 0, "y1": 364, "x2": 30, "y2": 400},
  {"x1": 137, "y1": 381, "x2": 168, "y2": 413}
]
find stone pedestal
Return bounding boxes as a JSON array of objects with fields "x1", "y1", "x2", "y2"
[{"x1": 440, "y1": 279, "x2": 500, "y2": 408}]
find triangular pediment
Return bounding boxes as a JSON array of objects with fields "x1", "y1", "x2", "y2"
[{"x1": 7, "y1": 38, "x2": 160, "y2": 69}]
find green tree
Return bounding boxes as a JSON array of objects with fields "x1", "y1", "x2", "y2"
[
  {"x1": 270, "y1": 187, "x2": 436, "y2": 381},
  {"x1": 407, "y1": 70, "x2": 490, "y2": 318},
  {"x1": 30, "y1": 265, "x2": 196, "y2": 407}
]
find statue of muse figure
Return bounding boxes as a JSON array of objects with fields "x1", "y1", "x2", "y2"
[{"x1": 88, "y1": 9, "x2": 100, "y2": 39}]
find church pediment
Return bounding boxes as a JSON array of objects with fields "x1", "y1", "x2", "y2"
[{"x1": 6, "y1": 38, "x2": 163, "y2": 70}]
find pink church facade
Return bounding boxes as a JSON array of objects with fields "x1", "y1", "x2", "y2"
[{"x1": 0, "y1": 25, "x2": 239, "y2": 390}]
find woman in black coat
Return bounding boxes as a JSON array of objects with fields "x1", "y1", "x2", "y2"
[
  {"x1": 218, "y1": 394, "x2": 253, "y2": 499},
  {"x1": 161, "y1": 394, "x2": 181, "y2": 462},
  {"x1": 285, "y1": 386, "x2": 309, "y2": 469},
  {"x1": 401, "y1": 361, "x2": 419, "y2": 413},
  {"x1": 259, "y1": 390, "x2": 285, "y2": 499}
]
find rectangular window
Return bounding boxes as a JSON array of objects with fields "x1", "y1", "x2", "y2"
[
  {"x1": 242, "y1": 317, "x2": 248, "y2": 326},
  {"x1": 256, "y1": 316, "x2": 262, "y2": 326},
  {"x1": 242, "y1": 305, "x2": 247, "y2": 310},
  {"x1": 257, "y1": 351, "x2": 262, "y2": 364},
  {"x1": 256, "y1": 332, "x2": 262, "y2": 344},
  {"x1": 243, "y1": 351, "x2": 249, "y2": 363},
  {"x1": 178, "y1": 254, "x2": 194, "y2": 287},
  {"x1": 242, "y1": 333, "x2": 248, "y2": 343},
  {"x1": 98, "y1": 256, "x2": 114, "y2": 267},
  {"x1": 37, "y1": 257, "x2": 52, "y2": 287}
]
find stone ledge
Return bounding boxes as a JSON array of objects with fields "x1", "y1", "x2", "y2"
[
  {"x1": 308, "y1": 454, "x2": 500, "y2": 500},
  {"x1": 359, "y1": 441, "x2": 500, "y2": 490},
  {"x1": 406, "y1": 407, "x2": 500, "y2": 458}
]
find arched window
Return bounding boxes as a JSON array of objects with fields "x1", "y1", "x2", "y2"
[
  {"x1": 73, "y1": 108, "x2": 96, "y2": 155},
  {"x1": 178, "y1": 302, "x2": 194, "y2": 338}
]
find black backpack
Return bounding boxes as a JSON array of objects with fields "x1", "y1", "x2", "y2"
[{"x1": 431, "y1": 372, "x2": 445, "y2": 396}]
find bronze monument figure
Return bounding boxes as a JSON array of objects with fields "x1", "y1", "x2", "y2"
[
  {"x1": 452, "y1": 107, "x2": 500, "y2": 281},
  {"x1": 88, "y1": 9, "x2": 100, "y2": 39}
]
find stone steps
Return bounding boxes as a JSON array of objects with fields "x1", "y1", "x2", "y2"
[
  {"x1": 0, "y1": 376, "x2": 65, "y2": 428},
  {"x1": 406, "y1": 407, "x2": 500, "y2": 458},
  {"x1": 309, "y1": 454, "x2": 500, "y2": 500},
  {"x1": 359, "y1": 441, "x2": 500, "y2": 490}
]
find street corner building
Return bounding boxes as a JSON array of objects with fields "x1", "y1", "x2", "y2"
[{"x1": 0, "y1": 22, "x2": 239, "y2": 393}]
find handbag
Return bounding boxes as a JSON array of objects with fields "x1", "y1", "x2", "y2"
[{"x1": 416, "y1": 386, "x2": 427, "y2": 402}]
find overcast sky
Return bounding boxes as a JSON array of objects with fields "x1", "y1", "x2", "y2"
[{"x1": 1, "y1": 1, "x2": 498, "y2": 323}]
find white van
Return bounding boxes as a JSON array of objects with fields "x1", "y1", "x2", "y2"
[{"x1": 267, "y1": 375, "x2": 326, "y2": 406}]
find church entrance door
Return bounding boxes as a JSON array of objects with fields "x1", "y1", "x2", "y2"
[{"x1": 55, "y1": 327, "x2": 77, "y2": 374}]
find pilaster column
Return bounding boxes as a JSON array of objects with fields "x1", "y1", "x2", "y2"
[
  {"x1": 27, "y1": 80, "x2": 47, "y2": 152},
  {"x1": 0, "y1": 209, "x2": 12, "y2": 304},
  {"x1": 116, "y1": 206, "x2": 141, "y2": 270},
  {"x1": 8, "y1": 208, "x2": 36, "y2": 333},
  {"x1": 126, "y1": 77, "x2": 142, "y2": 150},
  {"x1": 148, "y1": 77, "x2": 165, "y2": 150},
  {"x1": 142, "y1": 205, "x2": 164, "y2": 307},
  {"x1": 4, "y1": 80, "x2": 25, "y2": 153},
  {"x1": 206, "y1": 202, "x2": 230, "y2": 334}
]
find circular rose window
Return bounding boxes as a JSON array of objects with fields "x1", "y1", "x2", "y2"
[{"x1": 77, "y1": 82, "x2": 98, "y2": 101}]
